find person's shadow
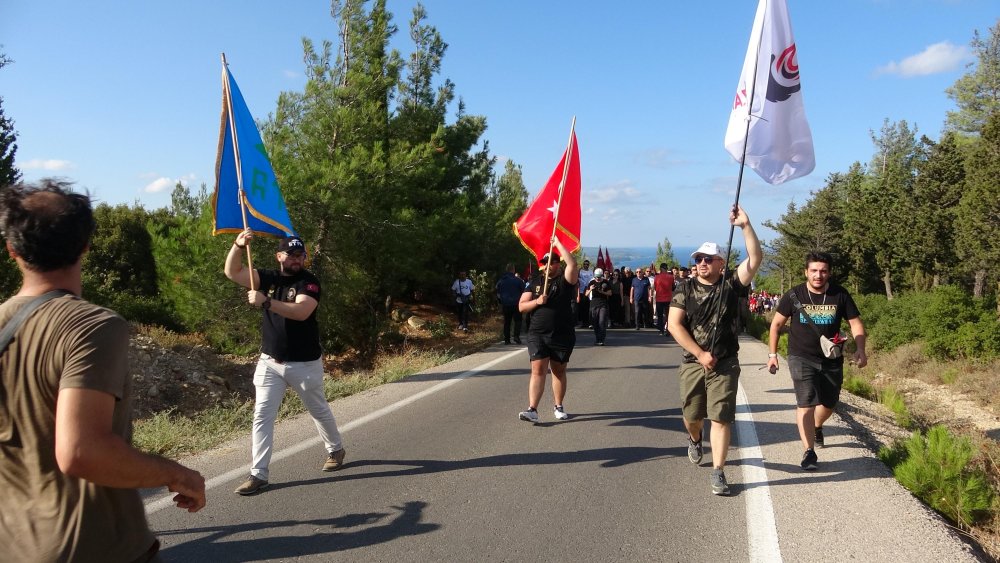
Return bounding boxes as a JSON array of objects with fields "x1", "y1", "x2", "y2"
[{"x1": 158, "y1": 500, "x2": 438, "y2": 561}]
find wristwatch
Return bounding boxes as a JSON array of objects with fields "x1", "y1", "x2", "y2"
[
  {"x1": 767, "y1": 353, "x2": 778, "y2": 358},
  {"x1": 262, "y1": 297, "x2": 272, "y2": 310}
]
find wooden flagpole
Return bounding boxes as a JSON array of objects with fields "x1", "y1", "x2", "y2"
[
  {"x1": 542, "y1": 116, "x2": 577, "y2": 295},
  {"x1": 221, "y1": 53, "x2": 256, "y2": 291}
]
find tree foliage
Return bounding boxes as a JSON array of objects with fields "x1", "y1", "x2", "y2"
[
  {"x1": 0, "y1": 49, "x2": 22, "y2": 187},
  {"x1": 946, "y1": 19, "x2": 1000, "y2": 135}
]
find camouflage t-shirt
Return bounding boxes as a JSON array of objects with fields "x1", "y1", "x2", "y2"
[{"x1": 670, "y1": 273, "x2": 750, "y2": 363}]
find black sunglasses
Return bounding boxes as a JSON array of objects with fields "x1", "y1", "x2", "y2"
[{"x1": 693, "y1": 256, "x2": 717, "y2": 264}]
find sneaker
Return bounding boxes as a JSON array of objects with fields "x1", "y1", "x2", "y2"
[
  {"x1": 801, "y1": 448, "x2": 818, "y2": 471},
  {"x1": 553, "y1": 405, "x2": 569, "y2": 420},
  {"x1": 597, "y1": 341, "x2": 605, "y2": 346},
  {"x1": 234, "y1": 475, "x2": 269, "y2": 496},
  {"x1": 518, "y1": 408, "x2": 539, "y2": 423},
  {"x1": 710, "y1": 468, "x2": 730, "y2": 496},
  {"x1": 687, "y1": 433, "x2": 703, "y2": 464},
  {"x1": 814, "y1": 427, "x2": 825, "y2": 448},
  {"x1": 322, "y1": 448, "x2": 347, "y2": 472}
]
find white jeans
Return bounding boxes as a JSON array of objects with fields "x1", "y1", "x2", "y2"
[{"x1": 250, "y1": 354, "x2": 343, "y2": 480}]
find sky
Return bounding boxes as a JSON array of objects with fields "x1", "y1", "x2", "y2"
[{"x1": 1, "y1": 1, "x2": 996, "y2": 251}]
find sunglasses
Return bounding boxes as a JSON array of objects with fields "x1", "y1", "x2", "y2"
[{"x1": 693, "y1": 256, "x2": 717, "y2": 264}]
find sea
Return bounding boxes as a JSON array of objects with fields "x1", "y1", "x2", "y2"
[{"x1": 581, "y1": 245, "x2": 750, "y2": 270}]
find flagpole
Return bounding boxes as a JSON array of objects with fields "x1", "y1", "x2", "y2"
[
  {"x1": 709, "y1": 1, "x2": 766, "y2": 354},
  {"x1": 222, "y1": 53, "x2": 256, "y2": 291},
  {"x1": 542, "y1": 116, "x2": 577, "y2": 295}
]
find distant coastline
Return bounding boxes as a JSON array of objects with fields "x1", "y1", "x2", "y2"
[{"x1": 581, "y1": 245, "x2": 748, "y2": 269}]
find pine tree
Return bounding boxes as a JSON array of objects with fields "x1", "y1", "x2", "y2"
[
  {"x1": 0, "y1": 51, "x2": 21, "y2": 187},
  {"x1": 946, "y1": 19, "x2": 1000, "y2": 135}
]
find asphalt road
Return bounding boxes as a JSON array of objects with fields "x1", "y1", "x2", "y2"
[{"x1": 144, "y1": 328, "x2": 984, "y2": 562}]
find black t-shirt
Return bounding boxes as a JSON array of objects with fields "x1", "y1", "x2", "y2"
[
  {"x1": 776, "y1": 283, "x2": 860, "y2": 361},
  {"x1": 670, "y1": 272, "x2": 749, "y2": 362},
  {"x1": 258, "y1": 269, "x2": 323, "y2": 362},
  {"x1": 587, "y1": 279, "x2": 611, "y2": 309},
  {"x1": 525, "y1": 273, "x2": 576, "y2": 336}
]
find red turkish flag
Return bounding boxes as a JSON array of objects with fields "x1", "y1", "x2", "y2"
[
  {"x1": 596, "y1": 246, "x2": 606, "y2": 270},
  {"x1": 605, "y1": 250, "x2": 614, "y2": 273},
  {"x1": 513, "y1": 131, "x2": 581, "y2": 264}
]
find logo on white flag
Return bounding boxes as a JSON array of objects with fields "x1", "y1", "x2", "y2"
[{"x1": 766, "y1": 44, "x2": 801, "y2": 102}]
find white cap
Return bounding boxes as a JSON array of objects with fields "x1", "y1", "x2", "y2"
[
  {"x1": 691, "y1": 242, "x2": 723, "y2": 260},
  {"x1": 593, "y1": 268, "x2": 604, "y2": 278}
]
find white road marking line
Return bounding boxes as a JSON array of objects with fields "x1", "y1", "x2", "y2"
[
  {"x1": 736, "y1": 381, "x2": 783, "y2": 562},
  {"x1": 144, "y1": 347, "x2": 525, "y2": 515}
]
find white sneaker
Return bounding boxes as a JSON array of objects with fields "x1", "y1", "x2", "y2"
[
  {"x1": 553, "y1": 405, "x2": 569, "y2": 420},
  {"x1": 518, "y1": 409, "x2": 539, "y2": 423}
]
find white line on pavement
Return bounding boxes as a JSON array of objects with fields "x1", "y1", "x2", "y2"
[
  {"x1": 144, "y1": 347, "x2": 525, "y2": 515},
  {"x1": 736, "y1": 381, "x2": 783, "y2": 562}
]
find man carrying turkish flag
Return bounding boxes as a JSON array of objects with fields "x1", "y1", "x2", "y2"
[{"x1": 513, "y1": 127, "x2": 581, "y2": 266}]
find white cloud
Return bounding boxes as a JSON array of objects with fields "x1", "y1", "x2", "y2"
[
  {"x1": 143, "y1": 177, "x2": 180, "y2": 194},
  {"x1": 283, "y1": 69, "x2": 299, "y2": 79},
  {"x1": 876, "y1": 41, "x2": 970, "y2": 77},
  {"x1": 584, "y1": 180, "x2": 643, "y2": 204},
  {"x1": 21, "y1": 159, "x2": 73, "y2": 171}
]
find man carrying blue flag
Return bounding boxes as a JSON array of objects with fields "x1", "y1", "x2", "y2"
[{"x1": 225, "y1": 229, "x2": 346, "y2": 495}]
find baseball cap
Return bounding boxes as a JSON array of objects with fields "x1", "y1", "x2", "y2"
[
  {"x1": 691, "y1": 242, "x2": 724, "y2": 260},
  {"x1": 277, "y1": 236, "x2": 306, "y2": 253}
]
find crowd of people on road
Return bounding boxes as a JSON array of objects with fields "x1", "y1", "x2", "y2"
[
  {"x1": 0, "y1": 179, "x2": 870, "y2": 560},
  {"x1": 479, "y1": 205, "x2": 867, "y2": 498}
]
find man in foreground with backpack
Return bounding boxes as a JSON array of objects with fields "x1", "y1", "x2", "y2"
[
  {"x1": 0, "y1": 180, "x2": 205, "y2": 562},
  {"x1": 766, "y1": 251, "x2": 868, "y2": 471}
]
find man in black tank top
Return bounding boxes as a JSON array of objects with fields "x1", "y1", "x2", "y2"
[{"x1": 517, "y1": 237, "x2": 579, "y2": 424}]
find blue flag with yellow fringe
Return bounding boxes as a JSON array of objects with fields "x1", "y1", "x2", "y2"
[{"x1": 212, "y1": 56, "x2": 296, "y2": 237}]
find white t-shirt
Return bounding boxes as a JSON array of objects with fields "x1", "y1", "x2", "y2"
[{"x1": 452, "y1": 279, "x2": 473, "y2": 303}]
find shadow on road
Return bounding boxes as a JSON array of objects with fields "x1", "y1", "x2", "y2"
[{"x1": 158, "y1": 500, "x2": 438, "y2": 562}]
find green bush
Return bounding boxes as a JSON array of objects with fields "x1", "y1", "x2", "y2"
[
  {"x1": 878, "y1": 386, "x2": 913, "y2": 429},
  {"x1": 881, "y1": 426, "x2": 994, "y2": 527},
  {"x1": 864, "y1": 292, "x2": 930, "y2": 352},
  {"x1": 843, "y1": 374, "x2": 876, "y2": 401},
  {"x1": 428, "y1": 315, "x2": 452, "y2": 339}
]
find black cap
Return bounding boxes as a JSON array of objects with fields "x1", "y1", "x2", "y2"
[{"x1": 277, "y1": 236, "x2": 305, "y2": 253}]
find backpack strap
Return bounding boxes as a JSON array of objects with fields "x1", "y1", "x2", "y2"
[
  {"x1": 0, "y1": 290, "x2": 73, "y2": 356},
  {"x1": 788, "y1": 289, "x2": 824, "y2": 337}
]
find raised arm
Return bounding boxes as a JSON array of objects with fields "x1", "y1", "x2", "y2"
[
  {"x1": 224, "y1": 228, "x2": 261, "y2": 289},
  {"x1": 732, "y1": 205, "x2": 762, "y2": 287}
]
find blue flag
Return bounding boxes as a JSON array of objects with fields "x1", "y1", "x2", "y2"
[{"x1": 212, "y1": 59, "x2": 296, "y2": 237}]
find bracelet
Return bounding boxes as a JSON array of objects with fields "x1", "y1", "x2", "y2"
[
  {"x1": 767, "y1": 353, "x2": 778, "y2": 358},
  {"x1": 234, "y1": 241, "x2": 246, "y2": 249},
  {"x1": 262, "y1": 297, "x2": 272, "y2": 310}
]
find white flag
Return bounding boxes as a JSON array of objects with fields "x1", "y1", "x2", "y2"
[{"x1": 724, "y1": 0, "x2": 815, "y2": 185}]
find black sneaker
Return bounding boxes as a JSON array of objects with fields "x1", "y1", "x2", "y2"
[
  {"x1": 801, "y1": 448, "x2": 818, "y2": 471},
  {"x1": 815, "y1": 427, "x2": 825, "y2": 448},
  {"x1": 687, "y1": 433, "x2": 703, "y2": 464}
]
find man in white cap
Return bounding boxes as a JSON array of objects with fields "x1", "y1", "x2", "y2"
[
  {"x1": 668, "y1": 205, "x2": 761, "y2": 496},
  {"x1": 586, "y1": 267, "x2": 612, "y2": 345}
]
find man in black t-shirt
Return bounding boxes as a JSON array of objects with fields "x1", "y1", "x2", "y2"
[
  {"x1": 586, "y1": 268, "x2": 612, "y2": 345},
  {"x1": 668, "y1": 205, "x2": 761, "y2": 496},
  {"x1": 767, "y1": 252, "x2": 867, "y2": 471},
  {"x1": 225, "y1": 231, "x2": 347, "y2": 495},
  {"x1": 517, "y1": 237, "x2": 579, "y2": 423}
]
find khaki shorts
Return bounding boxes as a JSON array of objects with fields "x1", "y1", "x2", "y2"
[{"x1": 678, "y1": 355, "x2": 741, "y2": 423}]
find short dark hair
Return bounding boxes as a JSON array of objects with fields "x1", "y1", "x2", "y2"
[
  {"x1": 660, "y1": 262, "x2": 668, "y2": 269},
  {"x1": 805, "y1": 251, "x2": 833, "y2": 270},
  {"x1": 0, "y1": 180, "x2": 95, "y2": 272}
]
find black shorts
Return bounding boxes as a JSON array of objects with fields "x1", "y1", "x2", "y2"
[
  {"x1": 787, "y1": 355, "x2": 844, "y2": 408},
  {"x1": 526, "y1": 333, "x2": 576, "y2": 363}
]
